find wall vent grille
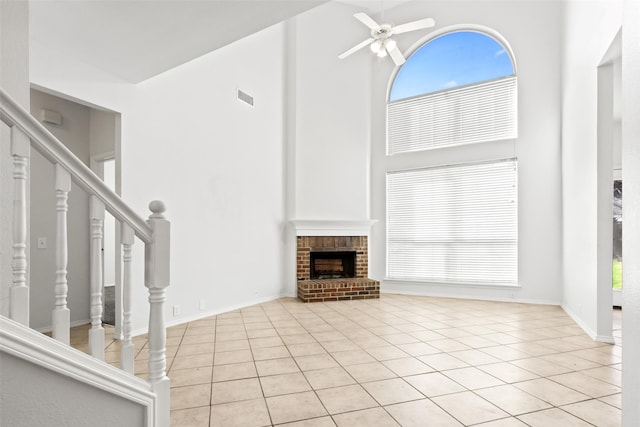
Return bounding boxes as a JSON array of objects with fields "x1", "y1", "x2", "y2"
[{"x1": 237, "y1": 89, "x2": 254, "y2": 107}]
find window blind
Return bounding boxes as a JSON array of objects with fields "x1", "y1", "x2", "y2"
[
  {"x1": 387, "y1": 77, "x2": 517, "y2": 155},
  {"x1": 387, "y1": 159, "x2": 517, "y2": 285}
]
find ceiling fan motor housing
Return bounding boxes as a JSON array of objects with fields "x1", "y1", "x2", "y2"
[{"x1": 372, "y1": 24, "x2": 393, "y2": 40}]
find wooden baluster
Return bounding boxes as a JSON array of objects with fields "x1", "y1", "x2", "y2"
[
  {"x1": 145, "y1": 200, "x2": 170, "y2": 427},
  {"x1": 10, "y1": 127, "x2": 30, "y2": 326},
  {"x1": 52, "y1": 164, "x2": 71, "y2": 344},
  {"x1": 120, "y1": 223, "x2": 135, "y2": 373},
  {"x1": 114, "y1": 221, "x2": 123, "y2": 340},
  {"x1": 89, "y1": 195, "x2": 105, "y2": 360}
]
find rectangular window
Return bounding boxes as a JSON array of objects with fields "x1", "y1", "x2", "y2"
[
  {"x1": 387, "y1": 159, "x2": 517, "y2": 285},
  {"x1": 387, "y1": 77, "x2": 517, "y2": 155}
]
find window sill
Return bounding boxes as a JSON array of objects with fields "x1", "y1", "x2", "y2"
[{"x1": 384, "y1": 278, "x2": 522, "y2": 290}]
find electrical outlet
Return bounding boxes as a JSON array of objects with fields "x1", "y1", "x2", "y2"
[
  {"x1": 173, "y1": 305, "x2": 180, "y2": 316},
  {"x1": 199, "y1": 300, "x2": 206, "y2": 311},
  {"x1": 37, "y1": 237, "x2": 47, "y2": 249}
]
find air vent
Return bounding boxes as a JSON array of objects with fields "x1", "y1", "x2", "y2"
[
  {"x1": 41, "y1": 108, "x2": 62, "y2": 126},
  {"x1": 237, "y1": 89, "x2": 254, "y2": 107}
]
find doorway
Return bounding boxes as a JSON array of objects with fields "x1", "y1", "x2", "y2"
[
  {"x1": 596, "y1": 28, "x2": 621, "y2": 341},
  {"x1": 95, "y1": 158, "x2": 117, "y2": 325},
  {"x1": 612, "y1": 177, "x2": 622, "y2": 307},
  {"x1": 29, "y1": 87, "x2": 121, "y2": 333}
]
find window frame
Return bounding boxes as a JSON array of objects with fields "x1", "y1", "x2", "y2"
[
  {"x1": 386, "y1": 158, "x2": 518, "y2": 286},
  {"x1": 386, "y1": 25, "x2": 518, "y2": 105},
  {"x1": 384, "y1": 25, "x2": 519, "y2": 287}
]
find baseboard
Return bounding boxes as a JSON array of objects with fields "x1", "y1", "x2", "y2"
[
  {"x1": 30, "y1": 294, "x2": 297, "y2": 338},
  {"x1": 561, "y1": 303, "x2": 592, "y2": 338},
  {"x1": 560, "y1": 303, "x2": 615, "y2": 343},
  {"x1": 381, "y1": 288, "x2": 561, "y2": 306},
  {"x1": 34, "y1": 318, "x2": 91, "y2": 334},
  {"x1": 594, "y1": 334, "x2": 616, "y2": 344},
  {"x1": 131, "y1": 293, "x2": 290, "y2": 337}
]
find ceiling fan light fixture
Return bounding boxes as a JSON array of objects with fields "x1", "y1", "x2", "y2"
[
  {"x1": 377, "y1": 48, "x2": 388, "y2": 58},
  {"x1": 385, "y1": 38, "x2": 397, "y2": 51},
  {"x1": 370, "y1": 40, "x2": 382, "y2": 53}
]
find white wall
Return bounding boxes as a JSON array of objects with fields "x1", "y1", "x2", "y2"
[
  {"x1": 89, "y1": 109, "x2": 117, "y2": 159},
  {"x1": 561, "y1": 0, "x2": 622, "y2": 338},
  {"x1": 292, "y1": 2, "x2": 372, "y2": 221},
  {"x1": 370, "y1": 0, "x2": 564, "y2": 305},
  {"x1": 29, "y1": 18, "x2": 291, "y2": 330},
  {"x1": 621, "y1": 0, "x2": 640, "y2": 421},
  {"x1": 29, "y1": 89, "x2": 91, "y2": 330},
  {"x1": 0, "y1": 0, "x2": 30, "y2": 318},
  {"x1": 123, "y1": 23, "x2": 289, "y2": 327}
]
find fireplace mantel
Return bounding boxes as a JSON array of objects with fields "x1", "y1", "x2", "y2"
[{"x1": 290, "y1": 219, "x2": 377, "y2": 237}]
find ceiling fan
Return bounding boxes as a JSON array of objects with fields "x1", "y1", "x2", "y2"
[{"x1": 338, "y1": 12, "x2": 435, "y2": 66}]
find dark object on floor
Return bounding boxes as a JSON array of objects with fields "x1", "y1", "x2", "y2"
[{"x1": 103, "y1": 286, "x2": 115, "y2": 325}]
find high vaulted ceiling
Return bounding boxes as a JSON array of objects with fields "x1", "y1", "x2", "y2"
[
  {"x1": 30, "y1": 0, "x2": 329, "y2": 83},
  {"x1": 29, "y1": 0, "x2": 417, "y2": 84}
]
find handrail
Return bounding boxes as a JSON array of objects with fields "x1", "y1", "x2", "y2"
[{"x1": 0, "y1": 88, "x2": 152, "y2": 243}]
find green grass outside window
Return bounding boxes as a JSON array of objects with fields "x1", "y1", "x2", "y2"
[{"x1": 613, "y1": 260, "x2": 622, "y2": 289}]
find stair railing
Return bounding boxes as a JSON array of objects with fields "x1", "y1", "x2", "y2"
[{"x1": 0, "y1": 88, "x2": 170, "y2": 427}]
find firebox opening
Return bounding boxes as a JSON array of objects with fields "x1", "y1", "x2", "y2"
[{"x1": 310, "y1": 251, "x2": 356, "y2": 280}]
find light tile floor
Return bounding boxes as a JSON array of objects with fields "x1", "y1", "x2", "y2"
[{"x1": 92, "y1": 295, "x2": 622, "y2": 426}]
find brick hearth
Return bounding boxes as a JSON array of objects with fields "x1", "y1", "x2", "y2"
[
  {"x1": 296, "y1": 235, "x2": 379, "y2": 303},
  {"x1": 297, "y1": 278, "x2": 380, "y2": 303}
]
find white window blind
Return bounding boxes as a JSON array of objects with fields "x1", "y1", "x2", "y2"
[
  {"x1": 387, "y1": 77, "x2": 517, "y2": 155},
  {"x1": 387, "y1": 159, "x2": 517, "y2": 285}
]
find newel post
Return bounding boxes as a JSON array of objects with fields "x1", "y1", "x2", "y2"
[
  {"x1": 145, "y1": 200, "x2": 170, "y2": 427},
  {"x1": 10, "y1": 127, "x2": 30, "y2": 326}
]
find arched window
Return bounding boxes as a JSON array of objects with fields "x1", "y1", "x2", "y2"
[
  {"x1": 388, "y1": 30, "x2": 517, "y2": 154},
  {"x1": 390, "y1": 31, "x2": 514, "y2": 101},
  {"x1": 386, "y1": 30, "x2": 518, "y2": 286}
]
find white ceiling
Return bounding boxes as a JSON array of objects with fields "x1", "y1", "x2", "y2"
[
  {"x1": 337, "y1": 0, "x2": 414, "y2": 15},
  {"x1": 30, "y1": 0, "x2": 329, "y2": 83}
]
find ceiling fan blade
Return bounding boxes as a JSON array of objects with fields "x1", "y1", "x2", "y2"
[
  {"x1": 387, "y1": 43, "x2": 406, "y2": 66},
  {"x1": 392, "y1": 18, "x2": 435, "y2": 34},
  {"x1": 338, "y1": 37, "x2": 374, "y2": 59},
  {"x1": 354, "y1": 12, "x2": 380, "y2": 30}
]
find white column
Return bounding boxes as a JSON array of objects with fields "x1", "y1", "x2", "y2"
[
  {"x1": 622, "y1": 0, "x2": 640, "y2": 423},
  {"x1": 120, "y1": 222, "x2": 135, "y2": 374},
  {"x1": 10, "y1": 126, "x2": 30, "y2": 326},
  {"x1": 52, "y1": 164, "x2": 71, "y2": 344},
  {"x1": 89, "y1": 195, "x2": 105, "y2": 360},
  {"x1": 145, "y1": 200, "x2": 170, "y2": 427}
]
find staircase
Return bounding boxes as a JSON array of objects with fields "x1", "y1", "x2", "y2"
[{"x1": 0, "y1": 88, "x2": 171, "y2": 426}]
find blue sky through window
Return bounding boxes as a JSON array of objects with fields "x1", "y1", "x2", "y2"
[{"x1": 390, "y1": 31, "x2": 514, "y2": 102}]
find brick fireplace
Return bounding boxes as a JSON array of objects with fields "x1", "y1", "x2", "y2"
[{"x1": 292, "y1": 220, "x2": 379, "y2": 303}]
